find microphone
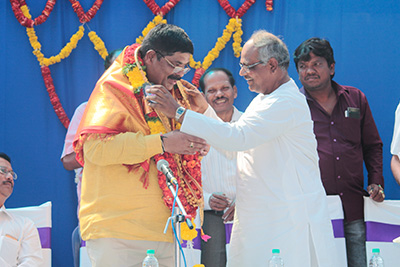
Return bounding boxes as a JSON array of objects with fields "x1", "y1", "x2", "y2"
[{"x1": 157, "y1": 159, "x2": 179, "y2": 186}]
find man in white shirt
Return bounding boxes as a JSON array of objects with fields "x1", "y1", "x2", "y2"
[
  {"x1": 391, "y1": 102, "x2": 400, "y2": 185},
  {"x1": 146, "y1": 30, "x2": 339, "y2": 266},
  {"x1": 0, "y1": 152, "x2": 43, "y2": 266},
  {"x1": 198, "y1": 68, "x2": 241, "y2": 267}
]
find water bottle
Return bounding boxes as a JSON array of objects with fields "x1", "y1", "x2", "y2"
[
  {"x1": 269, "y1": 248, "x2": 284, "y2": 267},
  {"x1": 142, "y1": 249, "x2": 159, "y2": 267},
  {"x1": 369, "y1": 248, "x2": 384, "y2": 267}
]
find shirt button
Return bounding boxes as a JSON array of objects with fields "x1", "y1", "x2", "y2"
[
  {"x1": 340, "y1": 192, "x2": 343, "y2": 196},
  {"x1": 338, "y1": 175, "x2": 341, "y2": 179},
  {"x1": 333, "y1": 139, "x2": 337, "y2": 142},
  {"x1": 336, "y1": 157, "x2": 340, "y2": 160},
  {"x1": 331, "y1": 121, "x2": 334, "y2": 125}
]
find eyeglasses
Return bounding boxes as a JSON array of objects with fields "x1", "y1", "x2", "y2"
[
  {"x1": 239, "y1": 61, "x2": 263, "y2": 73},
  {"x1": 155, "y1": 51, "x2": 191, "y2": 75},
  {"x1": 0, "y1": 166, "x2": 17, "y2": 180}
]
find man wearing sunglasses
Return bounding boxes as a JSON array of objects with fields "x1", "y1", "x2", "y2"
[{"x1": 0, "y1": 152, "x2": 43, "y2": 266}]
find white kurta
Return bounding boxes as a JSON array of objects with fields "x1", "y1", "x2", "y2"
[
  {"x1": 391, "y1": 102, "x2": 400, "y2": 156},
  {"x1": 181, "y1": 79, "x2": 338, "y2": 266}
]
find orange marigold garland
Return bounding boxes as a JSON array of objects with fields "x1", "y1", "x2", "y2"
[
  {"x1": 122, "y1": 44, "x2": 203, "y2": 219},
  {"x1": 10, "y1": 0, "x2": 56, "y2": 27},
  {"x1": 218, "y1": 0, "x2": 256, "y2": 18}
]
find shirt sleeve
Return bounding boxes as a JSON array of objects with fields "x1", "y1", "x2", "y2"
[
  {"x1": 181, "y1": 96, "x2": 295, "y2": 151},
  {"x1": 17, "y1": 218, "x2": 43, "y2": 267},
  {"x1": 361, "y1": 94, "x2": 384, "y2": 187},
  {"x1": 391, "y1": 103, "x2": 400, "y2": 157},
  {"x1": 61, "y1": 102, "x2": 87, "y2": 159},
  {"x1": 83, "y1": 131, "x2": 163, "y2": 166}
]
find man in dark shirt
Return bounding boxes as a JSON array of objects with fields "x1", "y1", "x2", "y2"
[{"x1": 293, "y1": 37, "x2": 385, "y2": 267}]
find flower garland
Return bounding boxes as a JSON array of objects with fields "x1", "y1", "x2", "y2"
[
  {"x1": 143, "y1": 0, "x2": 180, "y2": 16},
  {"x1": 27, "y1": 25, "x2": 84, "y2": 66},
  {"x1": 41, "y1": 66, "x2": 70, "y2": 128},
  {"x1": 266, "y1": 0, "x2": 274, "y2": 11},
  {"x1": 122, "y1": 44, "x2": 203, "y2": 220},
  {"x1": 69, "y1": 0, "x2": 104, "y2": 23},
  {"x1": 135, "y1": 15, "x2": 167, "y2": 44},
  {"x1": 88, "y1": 31, "x2": 108, "y2": 60},
  {"x1": 218, "y1": 0, "x2": 256, "y2": 18},
  {"x1": 10, "y1": 0, "x2": 56, "y2": 27},
  {"x1": 189, "y1": 18, "x2": 243, "y2": 86}
]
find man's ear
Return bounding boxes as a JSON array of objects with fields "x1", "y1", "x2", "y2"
[
  {"x1": 143, "y1": 50, "x2": 157, "y2": 65},
  {"x1": 269, "y1": 58, "x2": 279, "y2": 73},
  {"x1": 233, "y1": 85, "x2": 238, "y2": 99}
]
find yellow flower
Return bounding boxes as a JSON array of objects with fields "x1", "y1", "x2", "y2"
[
  {"x1": 89, "y1": 31, "x2": 109, "y2": 60},
  {"x1": 136, "y1": 15, "x2": 167, "y2": 44},
  {"x1": 181, "y1": 219, "x2": 197, "y2": 241},
  {"x1": 127, "y1": 68, "x2": 145, "y2": 89}
]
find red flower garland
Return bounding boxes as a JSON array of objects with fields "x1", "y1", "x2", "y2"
[
  {"x1": 191, "y1": 67, "x2": 205, "y2": 88},
  {"x1": 218, "y1": 0, "x2": 256, "y2": 18},
  {"x1": 69, "y1": 0, "x2": 104, "y2": 23},
  {"x1": 143, "y1": 0, "x2": 180, "y2": 16},
  {"x1": 41, "y1": 66, "x2": 70, "y2": 128},
  {"x1": 10, "y1": 0, "x2": 56, "y2": 27},
  {"x1": 266, "y1": 0, "x2": 274, "y2": 11}
]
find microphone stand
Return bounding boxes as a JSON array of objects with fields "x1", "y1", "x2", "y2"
[{"x1": 164, "y1": 180, "x2": 193, "y2": 267}]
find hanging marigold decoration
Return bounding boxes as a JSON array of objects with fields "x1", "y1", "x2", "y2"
[
  {"x1": 88, "y1": 31, "x2": 108, "y2": 60},
  {"x1": 69, "y1": 0, "x2": 104, "y2": 23},
  {"x1": 218, "y1": 0, "x2": 256, "y2": 18},
  {"x1": 266, "y1": 0, "x2": 274, "y2": 11},
  {"x1": 136, "y1": 15, "x2": 167, "y2": 44},
  {"x1": 10, "y1": 0, "x2": 56, "y2": 27},
  {"x1": 143, "y1": 0, "x2": 180, "y2": 16}
]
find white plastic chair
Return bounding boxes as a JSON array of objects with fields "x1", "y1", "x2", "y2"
[
  {"x1": 7, "y1": 201, "x2": 52, "y2": 267},
  {"x1": 364, "y1": 196, "x2": 400, "y2": 266}
]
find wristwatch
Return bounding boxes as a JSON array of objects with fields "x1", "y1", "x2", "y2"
[{"x1": 175, "y1": 106, "x2": 186, "y2": 121}]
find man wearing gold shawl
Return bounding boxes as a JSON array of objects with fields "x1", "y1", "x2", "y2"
[{"x1": 73, "y1": 24, "x2": 207, "y2": 266}]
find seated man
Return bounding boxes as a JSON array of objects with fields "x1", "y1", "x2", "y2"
[{"x1": 0, "y1": 152, "x2": 43, "y2": 266}]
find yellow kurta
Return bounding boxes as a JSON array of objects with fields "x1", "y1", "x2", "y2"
[{"x1": 74, "y1": 49, "x2": 173, "y2": 242}]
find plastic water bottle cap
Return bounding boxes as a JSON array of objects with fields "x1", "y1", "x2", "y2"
[
  {"x1": 372, "y1": 248, "x2": 380, "y2": 253},
  {"x1": 272, "y1": 249, "x2": 280, "y2": 254},
  {"x1": 147, "y1": 249, "x2": 155, "y2": 254}
]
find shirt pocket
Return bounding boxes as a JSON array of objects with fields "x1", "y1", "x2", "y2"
[{"x1": 0, "y1": 235, "x2": 19, "y2": 266}]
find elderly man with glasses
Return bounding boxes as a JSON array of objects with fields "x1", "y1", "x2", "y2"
[
  {"x1": 73, "y1": 24, "x2": 208, "y2": 267},
  {"x1": 0, "y1": 152, "x2": 43, "y2": 266},
  {"x1": 147, "y1": 30, "x2": 339, "y2": 266}
]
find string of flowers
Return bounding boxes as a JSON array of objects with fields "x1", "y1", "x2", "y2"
[
  {"x1": 88, "y1": 31, "x2": 108, "y2": 60},
  {"x1": 135, "y1": 15, "x2": 167, "y2": 44},
  {"x1": 10, "y1": 0, "x2": 56, "y2": 27},
  {"x1": 218, "y1": 0, "x2": 256, "y2": 18},
  {"x1": 69, "y1": 0, "x2": 104, "y2": 23},
  {"x1": 41, "y1": 66, "x2": 70, "y2": 128},
  {"x1": 122, "y1": 43, "x2": 203, "y2": 221},
  {"x1": 21, "y1": 4, "x2": 75, "y2": 127},
  {"x1": 143, "y1": 0, "x2": 180, "y2": 16},
  {"x1": 26, "y1": 24, "x2": 84, "y2": 66},
  {"x1": 189, "y1": 18, "x2": 242, "y2": 86},
  {"x1": 266, "y1": 0, "x2": 274, "y2": 11}
]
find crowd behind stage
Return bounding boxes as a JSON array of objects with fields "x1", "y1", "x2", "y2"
[{"x1": 2, "y1": 23, "x2": 400, "y2": 267}]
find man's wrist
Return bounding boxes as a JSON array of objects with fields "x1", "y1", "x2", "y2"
[{"x1": 175, "y1": 106, "x2": 186, "y2": 121}]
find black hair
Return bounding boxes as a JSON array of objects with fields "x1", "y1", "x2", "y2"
[
  {"x1": 0, "y1": 153, "x2": 11, "y2": 163},
  {"x1": 293, "y1": 37, "x2": 335, "y2": 77},
  {"x1": 104, "y1": 48, "x2": 123, "y2": 70},
  {"x1": 199, "y1": 68, "x2": 235, "y2": 92},
  {"x1": 139, "y1": 24, "x2": 193, "y2": 58}
]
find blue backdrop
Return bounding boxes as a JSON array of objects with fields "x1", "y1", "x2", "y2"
[{"x1": 1, "y1": 1, "x2": 400, "y2": 266}]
